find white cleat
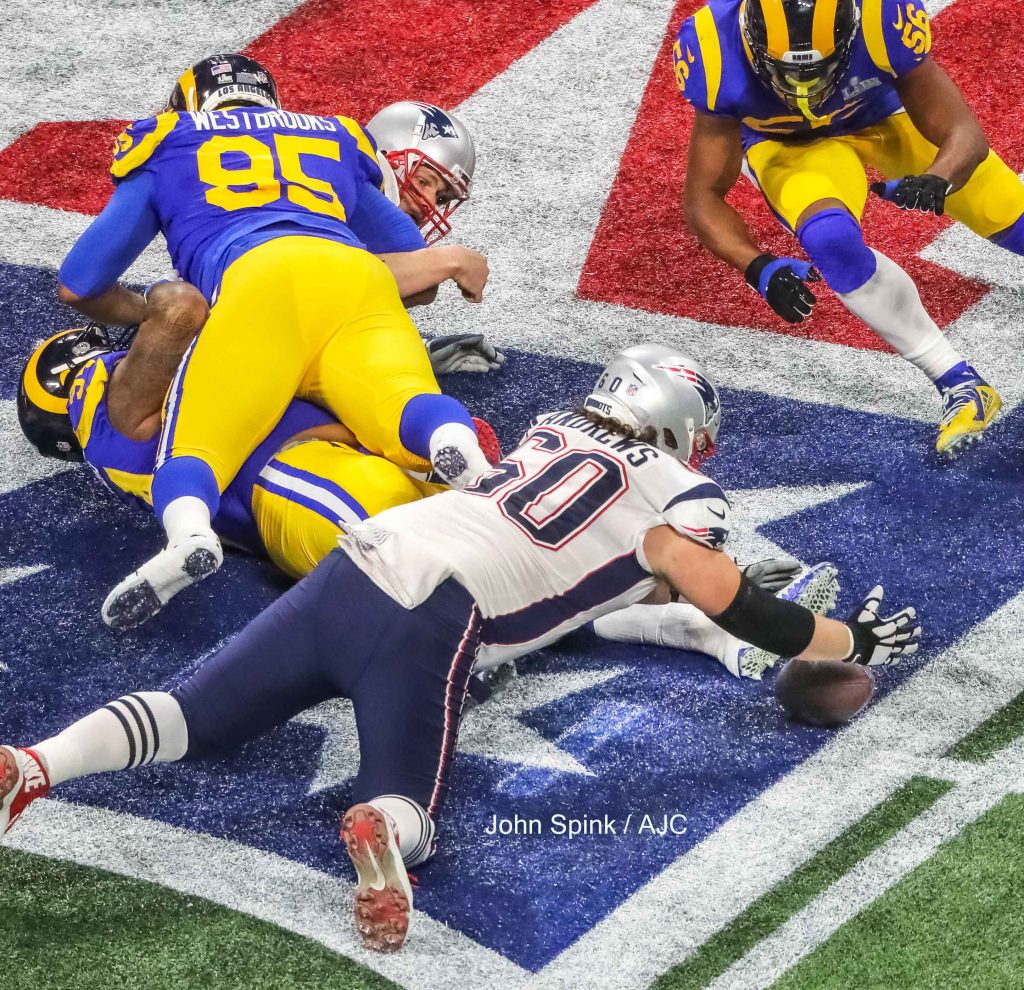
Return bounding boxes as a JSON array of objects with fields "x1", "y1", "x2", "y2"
[
  {"x1": 340, "y1": 803, "x2": 414, "y2": 953},
  {"x1": 102, "y1": 531, "x2": 223, "y2": 629},
  {"x1": 0, "y1": 745, "x2": 50, "y2": 835},
  {"x1": 731, "y1": 562, "x2": 841, "y2": 680}
]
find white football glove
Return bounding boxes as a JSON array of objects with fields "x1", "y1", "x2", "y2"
[
  {"x1": 845, "y1": 585, "x2": 922, "y2": 666},
  {"x1": 742, "y1": 558, "x2": 803, "y2": 593},
  {"x1": 426, "y1": 334, "x2": 506, "y2": 374}
]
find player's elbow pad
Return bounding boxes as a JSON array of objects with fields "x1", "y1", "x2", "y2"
[{"x1": 710, "y1": 574, "x2": 816, "y2": 659}]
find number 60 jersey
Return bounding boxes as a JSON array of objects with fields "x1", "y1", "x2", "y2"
[{"x1": 344, "y1": 410, "x2": 732, "y2": 669}]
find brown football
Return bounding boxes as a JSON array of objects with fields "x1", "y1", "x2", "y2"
[{"x1": 775, "y1": 659, "x2": 876, "y2": 727}]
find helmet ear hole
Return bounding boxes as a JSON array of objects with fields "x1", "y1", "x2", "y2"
[{"x1": 662, "y1": 428, "x2": 679, "y2": 451}]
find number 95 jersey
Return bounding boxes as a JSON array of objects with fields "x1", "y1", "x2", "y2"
[
  {"x1": 110, "y1": 107, "x2": 384, "y2": 300},
  {"x1": 343, "y1": 409, "x2": 732, "y2": 668}
]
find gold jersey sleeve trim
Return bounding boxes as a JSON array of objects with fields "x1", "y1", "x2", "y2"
[
  {"x1": 335, "y1": 116, "x2": 380, "y2": 168},
  {"x1": 862, "y1": 0, "x2": 896, "y2": 76},
  {"x1": 694, "y1": 6, "x2": 724, "y2": 112},
  {"x1": 71, "y1": 359, "x2": 108, "y2": 450},
  {"x1": 110, "y1": 111, "x2": 180, "y2": 179}
]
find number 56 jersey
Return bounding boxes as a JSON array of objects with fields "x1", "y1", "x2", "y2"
[
  {"x1": 110, "y1": 107, "x2": 384, "y2": 300},
  {"x1": 344, "y1": 410, "x2": 732, "y2": 668}
]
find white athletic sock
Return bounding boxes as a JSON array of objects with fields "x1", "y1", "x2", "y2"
[
  {"x1": 33, "y1": 692, "x2": 189, "y2": 787},
  {"x1": 594, "y1": 604, "x2": 745, "y2": 675},
  {"x1": 370, "y1": 794, "x2": 435, "y2": 868},
  {"x1": 161, "y1": 496, "x2": 213, "y2": 545},
  {"x1": 837, "y1": 249, "x2": 963, "y2": 382},
  {"x1": 428, "y1": 422, "x2": 490, "y2": 489}
]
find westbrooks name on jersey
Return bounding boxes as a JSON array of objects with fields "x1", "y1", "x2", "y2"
[{"x1": 344, "y1": 411, "x2": 731, "y2": 668}]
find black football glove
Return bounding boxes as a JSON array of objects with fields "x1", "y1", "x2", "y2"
[
  {"x1": 742, "y1": 558, "x2": 804, "y2": 593},
  {"x1": 870, "y1": 174, "x2": 952, "y2": 216},
  {"x1": 426, "y1": 333, "x2": 506, "y2": 374},
  {"x1": 844, "y1": 585, "x2": 922, "y2": 666},
  {"x1": 745, "y1": 253, "x2": 821, "y2": 324}
]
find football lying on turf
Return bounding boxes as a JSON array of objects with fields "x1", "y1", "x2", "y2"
[{"x1": 775, "y1": 659, "x2": 876, "y2": 727}]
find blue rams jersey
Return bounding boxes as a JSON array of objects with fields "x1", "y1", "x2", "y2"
[
  {"x1": 673, "y1": 0, "x2": 932, "y2": 149},
  {"x1": 110, "y1": 108, "x2": 384, "y2": 299},
  {"x1": 66, "y1": 351, "x2": 333, "y2": 553}
]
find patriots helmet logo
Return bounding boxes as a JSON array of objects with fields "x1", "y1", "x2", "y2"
[
  {"x1": 652, "y1": 361, "x2": 721, "y2": 419},
  {"x1": 413, "y1": 101, "x2": 460, "y2": 140}
]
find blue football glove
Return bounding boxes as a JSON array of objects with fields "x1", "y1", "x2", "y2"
[
  {"x1": 745, "y1": 253, "x2": 821, "y2": 324},
  {"x1": 870, "y1": 174, "x2": 952, "y2": 216},
  {"x1": 426, "y1": 333, "x2": 506, "y2": 374}
]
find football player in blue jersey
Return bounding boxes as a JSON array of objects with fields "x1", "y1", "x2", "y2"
[
  {"x1": 1, "y1": 344, "x2": 921, "y2": 953},
  {"x1": 674, "y1": 0, "x2": 1024, "y2": 456},
  {"x1": 56, "y1": 53, "x2": 496, "y2": 629}
]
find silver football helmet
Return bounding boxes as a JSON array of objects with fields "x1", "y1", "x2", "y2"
[
  {"x1": 583, "y1": 344, "x2": 722, "y2": 468},
  {"x1": 365, "y1": 101, "x2": 475, "y2": 243}
]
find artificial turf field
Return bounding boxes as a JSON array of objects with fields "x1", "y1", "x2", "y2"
[{"x1": 2, "y1": 0, "x2": 1023, "y2": 988}]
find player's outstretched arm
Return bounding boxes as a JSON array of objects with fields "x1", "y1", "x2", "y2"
[
  {"x1": 643, "y1": 526, "x2": 920, "y2": 666},
  {"x1": 378, "y1": 244, "x2": 490, "y2": 304},
  {"x1": 871, "y1": 59, "x2": 989, "y2": 215},
  {"x1": 683, "y1": 112, "x2": 760, "y2": 272}
]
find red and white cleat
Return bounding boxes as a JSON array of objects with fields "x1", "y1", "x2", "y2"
[
  {"x1": 340, "y1": 803, "x2": 413, "y2": 953},
  {"x1": 0, "y1": 746, "x2": 50, "y2": 834},
  {"x1": 472, "y1": 417, "x2": 502, "y2": 467}
]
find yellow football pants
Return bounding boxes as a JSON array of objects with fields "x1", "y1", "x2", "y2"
[
  {"x1": 160, "y1": 236, "x2": 440, "y2": 491},
  {"x1": 251, "y1": 439, "x2": 445, "y2": 579},
  {"x1": 745, "y1": 111, "x2": 1024, "y2": 236}
]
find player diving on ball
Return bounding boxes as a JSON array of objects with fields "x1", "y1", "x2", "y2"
[
  {"x1": 1, "y1": 344, "x2": 921, "y2": 953},
  {"x1": 675, "y1": 0, "x2": 1024, "y2": 456},
  {"x1": 21, "y1": 308, "x2": 831, "y2": 681},
  {"x1": 56, "y1": 53, "x2": 496, "y2": 629}
]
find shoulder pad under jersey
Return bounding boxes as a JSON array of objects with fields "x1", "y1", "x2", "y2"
[
  {"x1": 335, "y1": 116, "x2": 384, "y2": 189},
  {"x1": 673, "y1": 6, "x2": 726, "y2": 114},
  {"x1": 110, "y1": 111, "x2": 181, "y2": 182},
  {"x1": 863, "y1": 0, "x2": 932, "y2": 77},
  {"x1": 662, "y1": 475, "x2": 730, "y2": 550}
]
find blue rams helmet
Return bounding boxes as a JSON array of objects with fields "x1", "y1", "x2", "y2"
[
  {"x1": 18, "y1": 324, "x2": 113, "y2": 462},
  {"x1": 584, "y1": 344, "x2": 722, "y2": 468},
  {"x1": 168, "y1": 54, "x2": 280, "y2": 114},
  {"x1": 741, "y1": 0, "x2": 860, "y2": 118}
]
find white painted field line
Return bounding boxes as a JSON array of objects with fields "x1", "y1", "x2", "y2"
[
  {"x1": 533, "y1": 590, "x2": 1024, "y2": 990},
  {"x1": 708, "y1": 737, "x2": 1024, "y2": 990},
  {"x1": 7, "y1": 799, "x2": 529, "y2": 990}
]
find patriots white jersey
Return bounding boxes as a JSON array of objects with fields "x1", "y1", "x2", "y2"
[{"x1": 344, "y1": 411, "x2": 731, "y2": 667}]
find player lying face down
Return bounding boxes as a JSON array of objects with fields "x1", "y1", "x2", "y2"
[
  {"x1": 20, "y1": 295, "x2": 833, "y2": 687},
  {"x1": 676, "y1": 0, "x2": 1024, "y2": 457},
  {"x1": 2, "y1": 343, "x2": 921, "y2": 953},
  {"x1": 55, "y1": 53, "x2": 505, "y2": 631}
]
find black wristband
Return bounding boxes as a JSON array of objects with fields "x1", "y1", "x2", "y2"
[
  {"x1": 744, "y1": 253, "x2": 777, "y2": 291},
  {"x1": 712, "y1": 573, "x2": 817, "y2": 659}
]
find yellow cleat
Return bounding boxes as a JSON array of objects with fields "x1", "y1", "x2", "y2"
[{"x1": 935, "y1": 381, "x2": 1002, "y2": 458}]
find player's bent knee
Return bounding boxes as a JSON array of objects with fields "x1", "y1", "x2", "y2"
[
  {"x1": 797, "y1": 208, "x2": 877, "y2": 293},
  {"x1": 991, "y1": 212, "x2": 1024, "y2": 257}
]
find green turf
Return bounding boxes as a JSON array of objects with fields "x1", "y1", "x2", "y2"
[
  {"x1": 768, "y1": 793, "x2": 1024, "y2": 990},
  {"x1": 944, "y1": 689, "x2": 1024, "y2": 763},
  {"x1": 2, "y1": 847, "x2": 397, "y2": 990},
  {"x1": 650, "y1": 777, "x2": 951, "y2": 990}
]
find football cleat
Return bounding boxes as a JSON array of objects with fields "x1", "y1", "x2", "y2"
[
  {"x1": 102, "y1": 531, "x2": 223, "y2": 629},
  {"x1": 341, "y1": 803, "x2": 413, "y2": 953},
  {"x1": 0, "y1": 746, "x2": 50, "y2": 835},
  {"x1": 733, "y1": 562, "x2": 841, "y2": 680},
  {"x1": 935, "y1": 372, "x2": 1002, "y2": 458},
  {"x1": 472, "y1": 416, "x2": 502, "y2": 467}
]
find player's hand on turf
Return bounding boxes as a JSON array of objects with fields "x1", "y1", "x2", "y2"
[
  {"x1": 427, "y1": 334, "x2": 506, "y2": 374},
  {"x1": 844, "y1": 585, "x2": 922, "y2": 666},
  {"x1": 870, "y1": 174, "x2": 952, "y2": 216},
  {"x1": 742, "y1": 558, "x2": 803, "y2": 593},
  {"x1": 451, "y1": 246, "x2": 490, "y2": 303},
  {"x1": 744, "y1": 253, "x2": 821, "y2": 324}
]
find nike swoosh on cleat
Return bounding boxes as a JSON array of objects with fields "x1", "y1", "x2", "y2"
[{"x1": 363, "y1": 849, "x2": 387, "y2": 892}]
